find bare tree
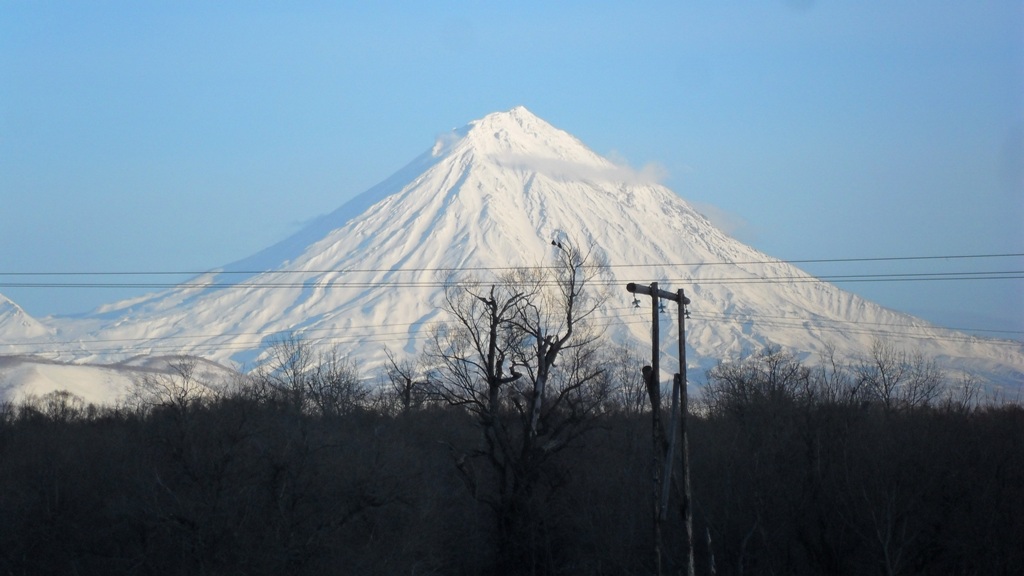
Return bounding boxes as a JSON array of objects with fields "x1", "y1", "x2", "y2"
[
  {"x1": 306, "y1": 347, "x2": 366, "y2": 417},
  {"x1": 810, "y1": 342, "x2": 855, "y2": 406},
  {"x1": 130, "y1": 356, "x2": 210, "y2": 415},
  {"x1": 428, "y1": 279, "x2": 531, "y2": 419},
  {"x1": 16, "y1": 389, "x2": 89, "y2": 423},
  {"x1": 701, "y1": 347, "x2": 811, "y2": 416},
  {"x1": 942, "y1": 371, "x2": 982, "y2": 413},
  {"x1": 427, "y1": 238, "x2": 611, "y2": 572},
  {"x1": 380, "y1": 346, "x2": 432, "y2": 415},
  {"x1": 251, "y1": 335, "x2": 366, "y2": 416},
  {"x1": 855, "y1": 340, "x2": 945, "y2": 410},
  {"x1": 511, "y1": 241, "x2": 607, "y2": 442},
  {"x1": 605, "y1": 344, "x2": 648, "y2": 415},
  {"x1": 251, "y1": 334, "x2": 314, "y2": 412}
]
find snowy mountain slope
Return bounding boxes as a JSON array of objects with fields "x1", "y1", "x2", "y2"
[
  {"x1": 2, "y1": 107, "x2": 1022, "y2": 403},
  {"x1": 0, "y1": 293, "x2": 53, "y2": 343},
  {"x1": 0, "y1": 354, "x2": 238, "y2": 406}
]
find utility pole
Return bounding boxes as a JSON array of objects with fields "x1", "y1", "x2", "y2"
[{"x1": 627, "y1": 282, "x2": 695, "y2": 576}]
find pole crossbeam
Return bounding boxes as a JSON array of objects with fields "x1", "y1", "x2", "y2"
[{"x1": 626, "y1": 282, "x2": 691, "y2": 305}]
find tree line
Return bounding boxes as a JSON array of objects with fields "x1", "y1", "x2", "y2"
[
  {"x1": 2, "y1": 346, "x2": 1021, "y2": 575},
  {"x1": 1, "y1": 240, "x2": 1020, "y2": 575}
]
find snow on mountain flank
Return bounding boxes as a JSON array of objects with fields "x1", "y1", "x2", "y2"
[
  {"x1": 1, "y1": 107, "x2": 1022, "y2": 403},
  {"x1": 0, "y1": 293, "x2": 53, "y2": 343}
]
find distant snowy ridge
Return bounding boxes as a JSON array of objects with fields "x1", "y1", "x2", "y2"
[
  {"x1": 0, "y1": 354, "x2": 238, "y2": 406},
  {"x1": 1, "y1": 106, "x2": 1021, "y2": 403},
  {"x1": 0, "y1": 293, "x2": 52, "y2": 342}
]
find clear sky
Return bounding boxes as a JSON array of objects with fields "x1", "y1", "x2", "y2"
[{"x1": 2, "y1": 1, "x2": 1022, "y2": 339}]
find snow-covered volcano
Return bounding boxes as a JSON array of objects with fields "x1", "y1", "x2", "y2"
[{"x1": 3, "y1": 107, "x2": 1022, "y2": 401}]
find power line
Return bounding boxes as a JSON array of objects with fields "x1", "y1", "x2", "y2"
[
  {"x1": 5, "y1": 304, "x2": 1020, "y2": 357},
  {"x1": 1, "y1": 252, "x2": 1021, "y2": 277},
  {"x1": 1, "y1": 270, "x2": 1021, "y2": 290},
  {"x1": 2, "y1": 252, "x2": 1021, "y2": 355},
  {"x1": 8, "y1": 303, "x2": 1023, "y2": 347},
  {"x1": 606, "y1": 305, "x2": 1024, "y2": 337}
]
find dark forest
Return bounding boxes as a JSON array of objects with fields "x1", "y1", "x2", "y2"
[{"x1": 1, "y1": 343, "x2": 1021, "y2": 576}]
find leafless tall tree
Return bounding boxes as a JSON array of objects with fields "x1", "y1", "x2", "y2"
[{"x1": 427, "y1": 238, "x2": 611, "y2": 573}]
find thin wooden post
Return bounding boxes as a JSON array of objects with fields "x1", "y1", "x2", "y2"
[
  {"x1": 649, "y1": 282, "x2": 663, "y2": 576},
  {"x1": 678, "y1": 288, "x2": 695, "y2": 576}
]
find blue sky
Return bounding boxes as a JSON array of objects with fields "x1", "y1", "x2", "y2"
[{"x1": 2, "y1": 1, "x2": 1022, "y2": 337}]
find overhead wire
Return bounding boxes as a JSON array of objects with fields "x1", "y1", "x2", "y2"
[
  {"x1": 1, "y1": 251, "x2": 1020, "y2": 278},
  {"x1": 0, "y1": 270, "x2": 1021, "y2": 290},
  {"x1": 6, "y1": 301, "x2": 1021, "y2": 358},
  {"x1": 2, "y1": 251, "x2": 1021, "y2": 356}
]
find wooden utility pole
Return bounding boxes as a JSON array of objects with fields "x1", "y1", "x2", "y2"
[
  {"x1": 643, "y1": 283, "x2": 664, "y2": 576},
  {"x1": 627, "y1": 282, "x2": 695, "y2": 576},
  {"x1": 677, "y1": 288, "x2": 695, "y2": 576}
]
